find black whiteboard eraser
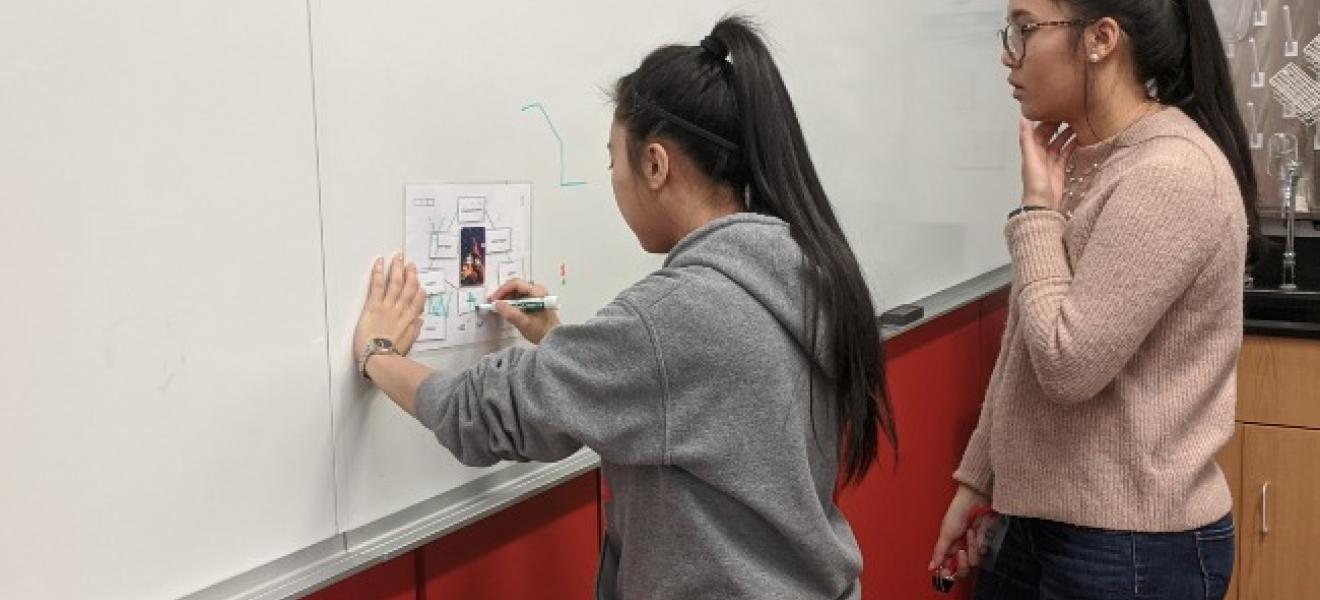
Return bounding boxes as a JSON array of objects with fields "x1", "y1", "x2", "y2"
[{"x1": 879, "y1": 304, "x2": 925, "y2": 327}]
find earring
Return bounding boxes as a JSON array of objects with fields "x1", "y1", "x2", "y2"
[{"x1": 1089, "y1": 52, "x2": 1100, "y2": 62}]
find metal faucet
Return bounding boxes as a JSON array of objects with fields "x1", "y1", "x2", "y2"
[{"x1": 1280, "y1": 159, "x2": 1301, "y2": 292}]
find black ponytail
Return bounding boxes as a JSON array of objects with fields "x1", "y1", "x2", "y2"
[
  {"x1": 1062, "y1": 0, "x2": 1265, "y2": 263},
  {"x1": 612, "y1": 15, "x2": 895, "y2": 484}
]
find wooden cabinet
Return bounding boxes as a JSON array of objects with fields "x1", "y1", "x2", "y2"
[
  {"x1": 1232, "y1": 336, "x2": 1320, "y2": 600},
  {"x1": 1239, "y1": 426, "x2": 1320, "y2": 600},
  {"x1": 1238, "y1": 336, "x2": 1320, "y2": 428}
]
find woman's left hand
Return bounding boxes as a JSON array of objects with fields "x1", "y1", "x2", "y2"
[
  {"x1": 1019, "y1": 118, "x2": 1077, "y2": 211},
  {"x1": 353, "y1": 253, "x2": 427, "y2": 358}
]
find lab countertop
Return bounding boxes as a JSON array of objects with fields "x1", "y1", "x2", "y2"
[{"x1": 1245, "y1": 288, "x2": 1320, "y2": 338}]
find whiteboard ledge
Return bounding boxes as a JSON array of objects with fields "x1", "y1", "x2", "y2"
[
  {"x1": 182, "y1": 448, "x2": 600, "y2": 600},
  {"x1": 881, "y1": 265, "x2": 1012, "y2": 340}
]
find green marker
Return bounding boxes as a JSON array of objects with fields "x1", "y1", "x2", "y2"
[{"x1": 477, "y1": 296, "x2": 560, "y2": 313}]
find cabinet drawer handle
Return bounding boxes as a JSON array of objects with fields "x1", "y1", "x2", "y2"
[{"x1": 1261, "y1": 481, "x2": 1271, "y2": 534}]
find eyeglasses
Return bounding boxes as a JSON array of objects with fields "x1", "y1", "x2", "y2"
[{"x1": 999, "y1": 19, "x2": 1090, "y2": 66}]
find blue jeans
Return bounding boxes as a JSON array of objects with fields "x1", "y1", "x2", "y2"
[{"x1": 973, "y1": 513, "x2": 1235, "y2": 600}]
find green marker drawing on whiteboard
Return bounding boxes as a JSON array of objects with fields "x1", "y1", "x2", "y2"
[{"x1": 521, "y1": 102, "x2": 588, "y2": 187}]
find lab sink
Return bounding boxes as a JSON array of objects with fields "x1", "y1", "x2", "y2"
[
  {"x1": 1249, "y1": 235, "x2": 1320, "y2": 289},
  {"x1": 1244, "y1": 236, "x2": 1320, "y2": 337}
]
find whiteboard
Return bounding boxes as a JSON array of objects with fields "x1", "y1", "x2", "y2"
[
  {"x1": 2, "y1": 0, "x2": 1018, "y2": 597},
  {"x1": 311, "y1": 0, "x2": 1016, "y2": 534},
  {"x1": 0, "y1": 1, "x2": 335, "y2": 599}
]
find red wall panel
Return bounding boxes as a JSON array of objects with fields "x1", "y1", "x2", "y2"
[
  {"x1": 418, "y1": 472, "x2": 600, "y2": 600},
  {"x1": 838, "y1": 301, "x2": 986, "y2": 599},
  {"x1": 303, "y1": 552, "x2": 416, "y2": 600},
  {"x1": 978, "y1": 289, "x2": 1010, "y2": 392}
]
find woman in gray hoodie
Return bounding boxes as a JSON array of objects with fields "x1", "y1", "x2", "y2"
[{"x1": 352, "y1": 15, "x2": 894, "y2": 600}]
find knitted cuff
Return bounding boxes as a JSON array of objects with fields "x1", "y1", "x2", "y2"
[{"x1": 1006, "y1": 210, "x2": 1070, "y2": 284}]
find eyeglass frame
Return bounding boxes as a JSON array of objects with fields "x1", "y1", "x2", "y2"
[{"x1": 999, "y1": 19, "x2": 1092, "y2": 66}]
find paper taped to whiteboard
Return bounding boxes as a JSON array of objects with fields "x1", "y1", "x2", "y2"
[
  {"x1": 429, "y1": 234, "x2": 459, "y2": 259},
  {"x1": 458, "y1": 197, "x2": 486, "y2": 223},
  {"x1": 419, "y1": 269, "x2": 447, "y2": 295},
  {"x1": 405, "y1": 182, "x2": 532, "y2": 350},
  {"x1": 498, "y1": 260, "x2": 525, "y2": 284},
  {"x1": 421, "y1": 315, "x2": 447, "y2": 340},
  {"x1": 487, "y1": 228, "x2": 513, "y2": 253}
]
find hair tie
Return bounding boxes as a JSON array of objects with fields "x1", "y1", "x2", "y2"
[
  {"x1": 632, "y1": 92, "x2": 739, "y2": 152},
  {"x1": 700, "y1": 35, "x2": 729, "y2": 61}
]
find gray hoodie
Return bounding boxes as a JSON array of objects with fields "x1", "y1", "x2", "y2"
[{"x1": 416, "y1": 213, "x2": 863, "y2": 600}]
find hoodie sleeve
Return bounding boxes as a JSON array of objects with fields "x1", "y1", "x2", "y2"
[{"x1": 413, "y1": 298, "x2": 668, "y2": 466}]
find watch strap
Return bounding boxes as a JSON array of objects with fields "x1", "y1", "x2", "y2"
[
  {"x1": 1007, "y1": 205, "x2": 1051, "y2": 220},
  {"x1": 359, "y1": 340, "x2": 400, "y2": 381}
]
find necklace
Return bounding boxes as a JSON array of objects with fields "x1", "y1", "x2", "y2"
[{"x1": 1062, "y1": 101, "x2": 1163, "y2": 215}]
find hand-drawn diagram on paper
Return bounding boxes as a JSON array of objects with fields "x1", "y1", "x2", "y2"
[{"x1": 404, "y1": 183, "x2": 532, "y2": 350}]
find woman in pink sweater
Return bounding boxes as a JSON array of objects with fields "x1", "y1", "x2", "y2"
[{"x1": 928, "y1": 0, "x2": 1263, "y2": 598}]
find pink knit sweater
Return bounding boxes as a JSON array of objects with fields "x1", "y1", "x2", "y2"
[{"x1": 955, "y1": 107, "x2": 1248, "y2": 531}]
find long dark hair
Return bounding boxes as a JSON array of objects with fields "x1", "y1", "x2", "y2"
[
  {"x1": 1061, "y1": 0, "x2": 1264, "y2": 262},
  {"x1": 611, "y1": 15, "x2": 895, "y2": 484}
]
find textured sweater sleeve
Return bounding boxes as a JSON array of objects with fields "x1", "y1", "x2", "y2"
[
  {"x1": 1007, "y1": 152, "x2": 1225, "y2": 405},
  {"x1": 954, "y1": 394, "x2": 994, "y2": 496},
  {"x1": 413, "y1": 299, "x2": 667, "y2": 466}
]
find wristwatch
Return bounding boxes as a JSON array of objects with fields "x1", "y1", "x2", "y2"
[{"x1": 359, "y1": 338, "x2": 401, "y2": 380}]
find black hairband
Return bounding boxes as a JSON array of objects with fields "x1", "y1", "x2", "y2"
[
  {"x1": 700, "y1": 35, "x2": 729, "y2": 61},
  {"x1": 632, "y1": 92, "x2": 739, "y2": 152}
]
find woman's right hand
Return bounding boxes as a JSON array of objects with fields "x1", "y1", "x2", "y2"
[
  {"x1": 1019, "y1": 118, "x2": 1077, "y2": 211},
  {"x1": 929, "y1": 484, "x2": 993, "y2": 579},
  {"x1": 488, "y1": 278, "x2": 560, "y2": 345}
]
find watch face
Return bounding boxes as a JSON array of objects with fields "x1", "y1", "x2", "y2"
[{"x1": 372, "y1": 338, "x2": 395, "y2": 351}]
